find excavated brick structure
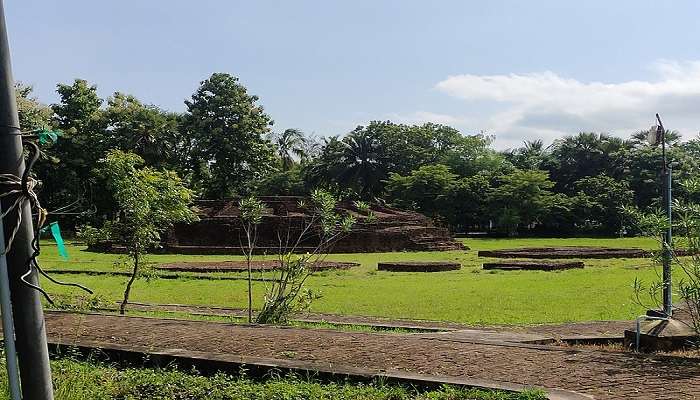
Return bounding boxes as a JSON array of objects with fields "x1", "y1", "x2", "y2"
[{"x1": 164, "y1": 196, "x2": 465, "y2": 254}]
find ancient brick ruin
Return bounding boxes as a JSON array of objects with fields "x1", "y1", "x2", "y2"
[{"x1": 164, "y1": 196, "x2": 465, "y2": 254}]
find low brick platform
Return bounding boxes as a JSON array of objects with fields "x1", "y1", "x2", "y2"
[
  {"x1": 482, "y1": 260, "x2": 584, "y2": 271},
  {"x1": 377, "y1": 261, "x2": 461, "y2": 272},
  {"x1": 478, "y1": 247, "x2": 649, "y2": 259}
]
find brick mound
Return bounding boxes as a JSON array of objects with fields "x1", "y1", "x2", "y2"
[
  {"x1": 156, "y1": 260, "x2": 359, "y2": 273},
  {"x1": 377, "y1": 261, "x2": 461, "y2": 272},
  {"x1": 478, "y1": 246, "x2": 649, "y2": 259},
  {"x1": 160, "y1": 197, "x2": 466, "y2": 254},
  {"x1": 482, "y1": 260, "x2": 584, "y2": 271}
]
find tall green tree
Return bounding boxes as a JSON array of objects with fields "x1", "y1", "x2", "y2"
[
  {"x1": 544, "y1": 132, "x2": 626, "y2": 193},
  {"x1": 271, "y1": 128, "x2": 307, "y2": 170},
  {"x1": 571, "y1": 175, "x2": 634, "y2": 233},
  {"x1": 385, "y1": 164, "x2": 459, "y2": 223},
  {"x1": 103, "y1": 92, "x2": 182, "y2": 169},
  {"x1": 505, "y1": 139, "x2": 548, "y2": 170},
  {"x1": 488, "y1": 170, "x2": 558, "y2": 235},
  {"x1": 183, "y1": 73, "x2": 276, "y2": 198}
]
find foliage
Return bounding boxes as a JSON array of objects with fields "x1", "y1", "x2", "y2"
[
  {"x1": 570, "y1": 175, "x2": 634, "y2": 234},
  {"x1": 307, "y1": 128, "x2": 389, "y2": 199},
  {"x1": 183, "y1": 72, "x2": 276, "y2": 198},
  {"x1": 255, "y1": 190, "x2": 355, "y2": 324},
  {"x1": 544, "y1": 132, "x2": 626, "y2": 193},
  {"x1": 385, "y1": 164, "x2": 460, "y2": 225},
  {"x1": 102, "y1": 93, "x2": 182, "y2": 170},
  {"x1": 270, "y1": 128, "x2": 308, "y2": 170},
  {"x1": 625, "y1": 178, "x2": 700, "y2": 337},
  {"x1": 487, "y1": 170, "x2": 557, "y2": 235},
  {"x1": 239, "y1": 197, "x2": 266, "y2": 323},
  {"x1": 86, "y1": 150, "x2": 196, "y2": 314},
  {"x1": 256, "y1": 166, "x2": 307, "y2": 196},
  {"x1": 22, "y1": 73, "x2": 700, "y2": 237},
  {"x1": 16, "y1": 82, "x2": 53, "y2": 130},
  {"x1": 0, "y1": 357, "x2": 546, "y2": 400}
]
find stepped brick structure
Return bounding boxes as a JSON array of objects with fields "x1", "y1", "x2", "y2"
[{"x1": 164, "y1": 196, "x2": 465, "y2": 254}]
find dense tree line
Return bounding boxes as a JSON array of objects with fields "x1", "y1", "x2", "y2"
[{"x1": 16, "y1": 73, "x2": 700, "y2": 236}]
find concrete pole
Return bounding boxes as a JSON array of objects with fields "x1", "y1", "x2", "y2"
[{"x1": 0, "y1": 0, "x2": 55, "y2": 398}]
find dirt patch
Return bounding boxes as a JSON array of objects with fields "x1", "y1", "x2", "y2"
[
  {"x1": 478, "y1": 246, "x2": 650, "y2": 259},
  {"x1": 157, "y1": 260, "x2": 360, "y2": 273},
  {"x1": 482, "y1": 260, "x2": 584, "y2": 271},
  {"x1": 377, "y1": 261, "x2": 461, "y2": 272}
]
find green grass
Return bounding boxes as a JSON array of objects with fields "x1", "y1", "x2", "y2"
[
  {"x1": 39, "y1": 237, "x2": 671, "y2": 325},
  {"x1": 0, "y1": 356, "x2": 547, "y2": 400}
]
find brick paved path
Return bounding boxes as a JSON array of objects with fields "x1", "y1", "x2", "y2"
[{"x1": 44, "y1": 312, "x2": 699, "y2": 400}]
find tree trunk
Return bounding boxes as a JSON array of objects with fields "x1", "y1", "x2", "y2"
[
  {"x1": 247, "y1": 258, "x2": 252, "y2": 323},
  {"x1": 120, "y1": 252, "x2": 139, "y2": 315}
]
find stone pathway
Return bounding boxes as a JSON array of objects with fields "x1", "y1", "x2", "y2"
[{"x1": 43, "y1": 312, "x2": 700, "y2": 399}]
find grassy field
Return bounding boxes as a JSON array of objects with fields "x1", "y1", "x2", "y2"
[
  {"x1": 38, "y1": 237, "x2": 671, "y2": 325},
  {"x1": 0, "y1": 356, "x2": 546, "y2": 400}
]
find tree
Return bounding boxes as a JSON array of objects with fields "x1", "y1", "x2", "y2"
[
  {"x1": 544, "y1": 132, "x2": 626, "y2": 193},
  {"x1": 15, "y1": 83, "x2": 52, "y2": 130},
  {"x1": 255, "y1": 190, "x2": 354, "y2": 324},
  {"x1": 571, "y1": 175, "x2": 634, "y2": 234},
  {"x1": 385, "y1": 164, "x2": 459, "y2": 224},
  {"x1": 630, "y1": 128, "x2": 682, "y2": 146},
  {"x1": 271, "y1": 128, "x2": 307, "y2": 170},
  {"x1": 183, "y1": 73, "x2": 276, "y2": 198},
  {"x1": 102, "y1": 92, "x2": 182, "y2": 170},
  {"x1": 89, "y1": 150, "x2": 196, "y2": 314},
  {"x1": 488, "y1": 169, "x2": 557, "y2": 235},
  {"x1": 257, "y1": 166, "x2": 307, "y2": 196},
  {"x1": 505, "y1": 139, "x2": 548, "y2": 170},
  {"x1": 239, "y1": 197, "x2": 265, "y2": 323},
  {"x1": 335, "y1": 129, "x2": 389, "y2": 198}
]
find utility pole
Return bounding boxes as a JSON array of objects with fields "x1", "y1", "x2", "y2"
[{"x1": 0, "y1": 0, "x2": 55, "y2": 398}]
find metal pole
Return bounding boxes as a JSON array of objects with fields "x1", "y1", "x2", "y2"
[
  {"x1": 656, "y1": 113, "x2": 672, "y2": 317},
  {"x1": 662, "y1": 166, "x2": 673, "y2": 316},
  {"x1": 0, "y1": 1, "x2": 55, "y2": 398},
  {"x1": 0, "y1": 203, "x2": 21, "y2": 400}
]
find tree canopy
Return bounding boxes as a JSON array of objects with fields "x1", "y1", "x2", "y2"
[{"x1": 23, "y1": 73, "x2": 700, "y2": 236}]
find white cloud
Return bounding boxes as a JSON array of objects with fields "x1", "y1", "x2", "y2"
[
  {"x1": 433, "y1": 60, "x2": 700, "y2": 149},
  {"x1": 386, "y1": 111, "x2": 467, "y2": 126}
]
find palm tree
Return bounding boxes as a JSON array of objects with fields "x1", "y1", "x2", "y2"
[
  {"x1": 336, "y1": 130, "x2": 389, "y2": 198},
  {"x1": 631, "y1": 129, "x2": 682, "y2": 146},
  {"x1": 271, "y1": 128, "x2": 307, "y2": 170}
]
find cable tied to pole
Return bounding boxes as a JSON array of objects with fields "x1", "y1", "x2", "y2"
[
  {"x1": 0, "y1": 173, "x2": 40, "y2": 254},
  {"x1": 0, "y1": 140, "x2": 93, "y2": 304}
]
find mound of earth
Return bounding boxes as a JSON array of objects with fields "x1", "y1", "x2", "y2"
[
  {"x1": 482, "y1": 260, "x2": 584, "y2": 271},
  {"x1": 377, "y1": 261, "x2": 461, "y2": 272},
  {"x1": 478, "y1": 246, "x2": 649, "y2": 259},
  {"x1": 156, "y1": 260, "x2": 359, "y2": 273}
]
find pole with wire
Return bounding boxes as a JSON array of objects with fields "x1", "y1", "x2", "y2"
[{"x1": 0, "y1": 0, "x2": 55, "y2": 398}]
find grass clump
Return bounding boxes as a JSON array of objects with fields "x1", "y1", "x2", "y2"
[{"x1": 0, "y1": 357, "x2": 546, "y2": 400}]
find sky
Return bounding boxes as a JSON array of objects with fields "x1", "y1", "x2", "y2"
[{"x1": 6, "y1": 1, "x2": 700, "y2": 149}]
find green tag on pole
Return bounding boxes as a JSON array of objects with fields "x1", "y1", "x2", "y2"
[
  {"x1": 49, "y1": 222, "x2": 69, "y2": 260},
  {"x1": 37, "y1": 129, "x2": 62, "y2": 145}
]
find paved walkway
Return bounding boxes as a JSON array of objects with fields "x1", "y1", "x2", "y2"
[{"x1": 42, "y1": 312, "x2": 700, "y2": 399}]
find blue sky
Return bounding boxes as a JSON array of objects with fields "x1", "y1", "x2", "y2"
[{"x1": 6, "y1": 1, "x2": 700, "y2": 148}]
